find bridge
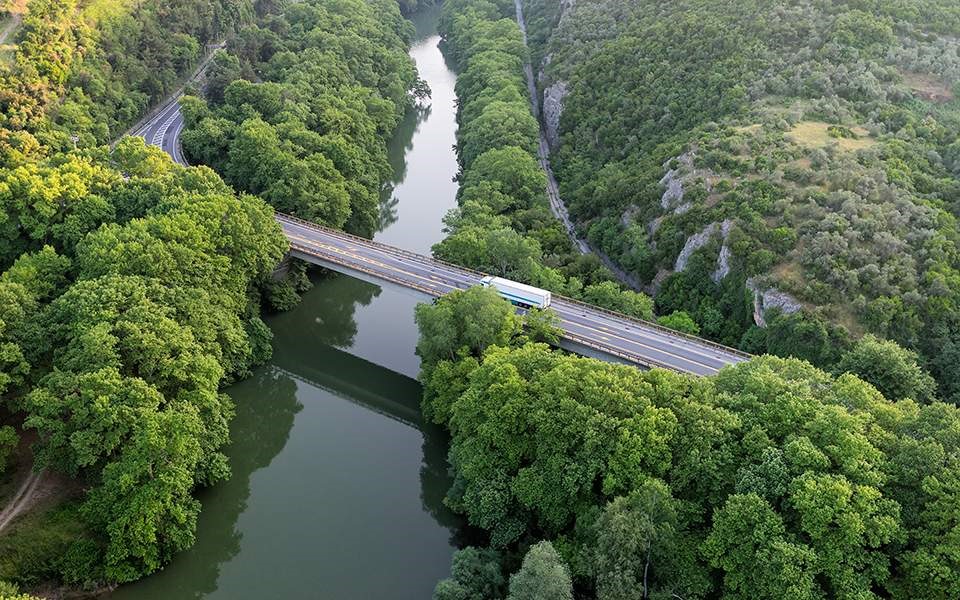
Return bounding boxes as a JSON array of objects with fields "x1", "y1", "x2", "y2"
[{"x1": 137, "y1": 101, "x2": 750, "y2": 376}]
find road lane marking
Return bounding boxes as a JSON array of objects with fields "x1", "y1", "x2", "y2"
[
  {"x1": 285, "y1": 231, "x2": 721, "y2": 373},
  {"x1": 552, "y1": 302, "x2": 737, "y2": 366}
]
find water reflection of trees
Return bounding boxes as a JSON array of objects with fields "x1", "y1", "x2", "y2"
[
  {"x1": 109, "y1": 368, "x2": 303, "y2": 600},
  {"x1": 380, "y1": 103, "x2": 432, "y2": 230},
  {"x1": 268, "y1": 272, "x2": 380, "y2": 349},
  {"x1": 420, "y1": 422, "x2": 485, "y2": 549}
]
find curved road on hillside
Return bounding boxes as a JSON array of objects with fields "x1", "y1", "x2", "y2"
[
  {"x1": 134, "y1": 83, "x2": 749, "y2": 376},
  {"x1": 135, "y1": 97, "x2": 188, "y2": 164}
]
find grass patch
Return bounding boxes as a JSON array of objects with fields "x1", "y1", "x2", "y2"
[
  {"x1": 787, "y1": 121, "x2": 876, "y2": 152},
  {"x1": 80, "y1": 0, "x2": 139, "y2": 24},
  {"x1": 0, "y1": 500, "x2": 89, "y2": 586}
]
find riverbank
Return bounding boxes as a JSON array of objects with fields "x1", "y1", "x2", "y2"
[{"x1": 104, "y1": 6, "x2": 468, "y2": 598}]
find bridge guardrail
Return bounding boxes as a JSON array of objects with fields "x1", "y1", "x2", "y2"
[
  {"x1": 552, "y1": 297, "x2": 752, "y2": 360},
  {"x1": 277, "y1": 212, "x2": 751, "y2": 362},
  {"x1": 560, "y1": 331, "x2": 681, "y2": 373},
  {"x1": 290, "y1": 241, "x2": 686, "y2": 372},
  {"x1": 288, "y1": 243, "x2": 443, "y2": 299}
]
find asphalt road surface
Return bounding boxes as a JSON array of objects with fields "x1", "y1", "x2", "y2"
[
  {"x1": 279, "y1": 214, "x2": 750, "y2": 376},
  {"x1": 135, "y1": 91, "x2": 750, "y2": 376},
  {"x1": 135, "y1": 98, "x2": 188, "y2": 165}
]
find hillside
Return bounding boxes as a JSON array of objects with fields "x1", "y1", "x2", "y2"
[{"x1": 523, "y1": 0, "x2": 960, "y2": 400}]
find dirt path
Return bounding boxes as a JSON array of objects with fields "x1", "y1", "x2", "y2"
[
  {"x1": 0, "y1": 468, "x2": 43, "y2": 534},
  {"x1": 0, "y1": 14, "x2": 22, "y2": 46},
  {"x1": 512, "y1": 0, "x2": 646, "y2": 292}
]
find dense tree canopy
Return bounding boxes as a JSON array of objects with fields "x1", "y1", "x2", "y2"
[
  {"x1": 522, "y1": 0, "x2": 960, "y2": 400},
  {"x1": 0, "y1": 139, "x2": 287, "y2": 585},
  {"x1": 421, "y1": 287, "x2": 960, "y2": 598},
  {"x1": 180, "y1": 0, "x2": 421, "y2": 234},
  {"x1": 0, "y1": 0, "x2": 266, "y2": 153}
]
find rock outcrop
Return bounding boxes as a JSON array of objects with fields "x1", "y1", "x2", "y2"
[
  {"x1": 747, "y1": 278, "x2": 803, "y2": 326},
  {"x1": 659, "y1": 152, "x2": 695, "y2": 214},
  {"x1": 675, "y1": 221, "x2": 719, "y2": 272},
  {"x1": 712, "y1": 220, "x2": 735, "y2": 282},
  {"x1": 543, "y1": 81, "x2": 569, "y2": 150}
]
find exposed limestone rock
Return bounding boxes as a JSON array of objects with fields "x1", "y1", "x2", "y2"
[
  {"x1": 649, "y1": 268, "x2": 673, "y2": 294},
  {"x1": 543, "y1": 81, "x2": 569, "y2": 150},
  {"x1": 538, "y1": 53, "x2": 552, "y2": 83},
  {"x1": 558, "y1": 0, "x2": 577, "y2": 25},
  {"x1": 747, "y1": 278, "x2": 802, "y2": 326},
  {"x1": 659, "y1": 152, "x2": 695, "y2": 211},
  {"x1": 648, "y1": 215, "x2": 665, "y2": 237},
  {"x1": 712, "y1": 220, "x2": 735, "y2": 282},
  {"x1": 675, "y1": 222, "x2": 719, "y2": 272}
]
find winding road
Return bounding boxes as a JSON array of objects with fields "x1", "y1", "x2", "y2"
[{"x1": 133, "y1": 54, "x2": 750, "y2": 376}]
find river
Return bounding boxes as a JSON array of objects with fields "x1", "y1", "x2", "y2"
[{"x1": 110, "y1": 7, "x2": 464, "y2": 598}]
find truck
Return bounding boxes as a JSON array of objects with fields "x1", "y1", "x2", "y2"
[{"x1": 480, "y1": 276, "x2": 552, "y2": 309}]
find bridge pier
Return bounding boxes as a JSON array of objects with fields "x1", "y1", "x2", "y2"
[{"x1": 272, "y1": 255, "x2": 292, "y2": 281}]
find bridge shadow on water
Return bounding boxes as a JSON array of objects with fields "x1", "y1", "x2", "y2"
[
  {"x1": 109, "y1": 274, "x2": 478, "y2": 599},
  {"x1": 271, "y1": 341, "x2": 424, "y2": 430}
]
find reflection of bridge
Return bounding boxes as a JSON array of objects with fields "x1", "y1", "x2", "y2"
[
  {"x1": 271, "y1": 343, "x2": 424, "y2": 430},
  {"x1": 139, "y1": 104, "x2": 750, "y2": 376},
  {"x1": 278, "y1": 214, "x2": 750, "y2": 376}
]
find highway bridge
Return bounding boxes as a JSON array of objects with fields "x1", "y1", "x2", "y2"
[{"x1": 136, "y1": 101, "x2": 750, "y2": 376}]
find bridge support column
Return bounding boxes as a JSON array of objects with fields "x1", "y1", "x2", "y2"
[{"x1": 272, "y1": 254, "x2": 292, "y2": 281}]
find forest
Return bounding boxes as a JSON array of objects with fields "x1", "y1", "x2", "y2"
[
  {"x1": 519, "y1": 0, "x2": 960, "y2": 402},
  {"x1": 419, "y1": 287, "x2": 960, "y2": 599},
  {"x1": 0, "y1": 139, "x2": 287, "y2": 587},
  {"x1": 0, "y1": 0, "x2": 958, "y2": 596},
  {"x1": 0, "y1": 0, "x2": 262, "y2": 151},
  {"x1": 179, "y1": 0, "x2": 421, "y2": 235},
  {"x1": 0, "y1": 0, "x2": 421, "y2": 592}
]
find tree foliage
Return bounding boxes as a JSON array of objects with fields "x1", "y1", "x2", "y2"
[
  {"x1": 0, "y1": 0, "x2": 264, "y2": 152},
  {"x1": 180, "y1": 0, "x2": 420, "y2": 234},
  {"x1": 507, "y1": 541, "x2": 573, "y2": 600},
  {"x1": 420, "y1": 296, "x2": 960, "y2": 597},
  {"x1": 520, "y1": 0, "x2": 960, "y2": 400},
  {"x1": 0, "y1": 139, "x2": 286, "y2": 584}
]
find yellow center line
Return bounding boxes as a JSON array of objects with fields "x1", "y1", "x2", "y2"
[
  {"x1": 288, "y1": 233, "x2": 447, "y2": 291},
  {"x1": 285, "y1": 230, "x2": 721, "y2": 373}
]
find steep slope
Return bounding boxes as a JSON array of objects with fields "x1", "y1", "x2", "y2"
[{"x1": 524, "y1": 0, "x2": 960, "y2": 399}]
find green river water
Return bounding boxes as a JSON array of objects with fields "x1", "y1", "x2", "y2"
[{"x1": 110, "y1": 8, "x2": 466, "y2": 598}]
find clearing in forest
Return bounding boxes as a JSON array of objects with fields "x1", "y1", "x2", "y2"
[{"x1": 787, "y1": 121, "x2": 876, "y2": 152}]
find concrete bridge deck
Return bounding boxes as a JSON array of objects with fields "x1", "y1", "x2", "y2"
[{"x1": 138, "y1": 101, "x2": 750, "y2": 376}]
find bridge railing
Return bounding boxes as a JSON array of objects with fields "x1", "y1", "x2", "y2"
[
  {"x1": 288, "y1": 243, "x2": 443, "y2": 298},
  {"x1": 277, "y1": 212, "x2": 752, "y2": 362}
]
